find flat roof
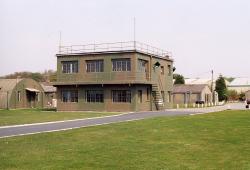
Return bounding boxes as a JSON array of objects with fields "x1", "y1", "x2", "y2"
[{"x1": 57, "y1": 41, "x2": 173, "y2": 61}]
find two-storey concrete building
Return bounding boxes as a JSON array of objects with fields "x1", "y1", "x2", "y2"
[{"x1": 54, "y1": 41, "x2": 173, "y2": 112}]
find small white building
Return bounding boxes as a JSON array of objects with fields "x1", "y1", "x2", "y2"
[{"x1": 228, "y1": 77, "x2": 250, "y2": 93}]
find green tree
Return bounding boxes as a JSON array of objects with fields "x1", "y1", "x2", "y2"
[
  {"x1": 215, "y1": 75, "x2": 228, "y2": 101},
  {"x1": 173, "y1": 74, "x2": 185, "y2": 84}
]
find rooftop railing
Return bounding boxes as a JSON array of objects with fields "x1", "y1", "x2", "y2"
[{"x1": 58, "y1": 41, "x2": 172, "y2": 59}]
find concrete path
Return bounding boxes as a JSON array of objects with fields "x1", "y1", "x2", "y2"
[{"x1": 0, "y1": 103, "x2": 246, "y2": 138}]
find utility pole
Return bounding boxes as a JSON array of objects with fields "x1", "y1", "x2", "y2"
[
  {"x1": 211, "y1": 70, "x2": 214, "y2": 104},
  {"x1": 211, "y1": 70, "x2": 214, "y2": 92},
  {"x1": 7, "y1": 91, "x2": 9, "y2": 110}
]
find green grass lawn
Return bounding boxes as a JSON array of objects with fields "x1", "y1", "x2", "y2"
[
  {"x1": 1, "y1": 110, "x2": 250, "y2": 169},
  {"x1": 0, "y1": 109, "x2": 119, "y2": 126}
]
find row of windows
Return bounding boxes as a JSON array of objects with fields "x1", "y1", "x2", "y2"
[
  {"x1": 61, "y1": 59, "x2": 172, "y2": 75},
  {"x1": 61, "y1": 90, "x2": 132, "y2": 103},
  {"x1": 61, "y1": 90, "x2": 172, "y2": 103},
  {"x1": 62, "y1": 59, "x2": 131, "y2": 73}
]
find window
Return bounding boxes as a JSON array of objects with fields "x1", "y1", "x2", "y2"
[
  {"x1": 112, "y1": 90, "x2": 131, "y2": 103},
  {"x1": 167, "y1": 91, "x2": 172, "y2": 102},
  {"x1": 168, "y1": 65, "x2": 171, "y2": 76},
  {"x1": 146, "y1": 88, "x2": 150, "y2": 100},
  {"x1": 112, "y1": 59, "x2": 131, "y2": 71},
  {"x1": 17, "y1": 91, "x2": 21, "y2": 102},
  {"x1": 161, "y1": 66, "x2": 164, "y2": 75},
  {"x1": 86, "y1": 60, "x2": 104, "y2": 72},
  {"x1": 86, "y1": 90, "x2": 104, "y2": 103},
  {"x1": 138, "y1": 90, "x2": 142, "y2": 103},
  {"x1": 61, "y1": 90, "x2": 78, "y2": 102},
  {"x1": 62, "y1": 61, "x2": 78, "y2": 73},
  {"x1": 138, "y1": 59, "x2": 147, "y2": 72},
  {"x1": 36, "y1": 93, "x2": 40, "y2": 102},
  {"x1": 161, "y1": 91, "x2": 165, "y2": 102}
]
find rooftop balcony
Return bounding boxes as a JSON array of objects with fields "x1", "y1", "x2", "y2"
[{"x1": 58, "y1": 41, "x2": 172, "y2": 60}]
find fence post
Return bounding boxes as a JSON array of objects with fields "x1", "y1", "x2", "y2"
[{"x1": 7, "y1": 91, "x2": 9, "y2": 110}]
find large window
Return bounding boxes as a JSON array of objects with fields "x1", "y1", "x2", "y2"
[
  {"x1": 62, "y1": 61, "x2": 78, "y2": 73},
  {"x1": 168, "y1": 65, "x2": 171, "y2": 76},
  {"x1": 61, "y1": 90, "x2": 78, "y2": 102},
  {"x1": 112, "y1": 59, "x2": 131, "y2": 71},
  {"x1": 86, "y1": 60, "x2": 104, "y2": 72},
  {"x1": 138, "y1": 59, "x2": 147, "y2": 72},
  {"x1": 112, "y1": 90, "x2": 131, "y2": 103},
  {"x1": 86, "y1": 90, "x2": 104, "y2": 103}
]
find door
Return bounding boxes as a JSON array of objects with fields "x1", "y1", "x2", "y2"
[{"x1": 27, "y1": 91, "x2": 36, "y2": 108}]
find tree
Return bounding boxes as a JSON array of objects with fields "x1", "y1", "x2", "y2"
[
  {"x1": 173, "y1": 74, "x2": 185, "y2": 84},
  {"x1": 215, "y1": 75, "x2": 228, "y2": 101}
]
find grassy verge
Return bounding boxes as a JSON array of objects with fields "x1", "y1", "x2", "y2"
[
  {"x1": 1, "y1": 110, "x2": 250, "y2": 169},
  {"x1": 0, "y1": 109, "x2": 119, "y2": 126}
]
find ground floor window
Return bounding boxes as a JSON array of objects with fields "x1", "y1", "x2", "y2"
[
  {"x1": 138, "y1": 90, "x2": 142, "y2": 103},
  {"x1": 168, "y1": 91, "x2": 172, "y2": 102},
  {"x1": 161, "y1": 91, "x2": 165, "y2": 102},
  {"x1": 61, "y1": 90, "x2": 78, "y2": 102},
  {"x1": 86, "y1": 90, "x2": 104, "y2": 103},
  {"x1": 17, "y1": 91, "x2": 21, "y2": 102},
  {"x1": 112, "y1": 90, "x2": 131, "y2": 103}
]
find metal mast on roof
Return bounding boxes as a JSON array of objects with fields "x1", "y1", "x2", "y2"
[
  {"x1": 133, "y1": 17, "x2": 136, "y2": 49},
  {"x1": 59, "y1": 31, "x2": 62, "y2": 53}
]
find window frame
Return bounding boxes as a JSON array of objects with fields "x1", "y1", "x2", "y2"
[
  {"x1": 61, "y1": 61, "x2": 79, "y2": 74},
  {"x1": 138, "y1": 90, "x2": 142, "y2": 103},
  {"x1": 168, "y1": 65, "x2": 171, "y2": 76},
  {"x1": 17, "y1": 91, "x2": 21, "y2": 102},
  {"x1": 61, "y1": 90, "x2": 78, "y2": 103},
  {"x1": 85, "y1": 90, "x2": 104, "y2": 103},
  {"x1": 86, "y1": 60, "x2": 104, "y2": 73},
  {"x1": 112, "y1": 58, "x2": 131, "y2": 72},
  {"x1": 112, "y1": 90, "x2": 131, "y2": 103}
]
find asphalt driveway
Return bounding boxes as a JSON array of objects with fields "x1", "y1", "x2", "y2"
[{"x1": 0, "y1": 103, "x2": 246, "y2": 138}]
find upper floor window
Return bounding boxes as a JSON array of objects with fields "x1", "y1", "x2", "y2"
[
  {"x1": 86, "y1": 60, "x2": 104, "y2": 72},
  {"x1": 138, "y1": 59, "x2": 148, "y2": 72},
  {"x1": 61, "y1": 90, "x2": 78, "y2": 102},
  {"x1": 112, "y1": 90, "x2": 131, "y2": 103},
  {"x1": 161, "y1": 66, "x2": 164, "y2": 75},
  {"x1": 86, "y1": 90, "x2": 104, "y2": 103},
  {"x1": 168, "y1": 65, "x2": 171, "y2": 76},
  {"x1": 112, "y1": 58, "x2": 131, "y2": 72},
  {"x1": 62, "y1": 61, "x2": 78, "y2": 73}
]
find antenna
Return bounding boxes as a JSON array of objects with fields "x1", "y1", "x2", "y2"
[
  {"x1": 133, "y1": 17, "x2": 136, "y2": 42},
  {"x1": 133, "y1": 17, "x2": 136, "y2": 49},
  {"x1": 59, "y1": 31, "x2": 62, "y2": 53}
]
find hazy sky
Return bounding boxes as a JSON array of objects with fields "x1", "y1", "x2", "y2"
[{"x1": 1, "y1": 0, "x2": 250, "y2": 78}]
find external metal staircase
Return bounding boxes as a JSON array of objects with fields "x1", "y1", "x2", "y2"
[{"x1": 152, "y1": 84, "x2": 164, "y2": 110}]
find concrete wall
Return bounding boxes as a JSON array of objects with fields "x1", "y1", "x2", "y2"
[{"x1": 173, "y1": 86, "x2": 212, "y2": 105}]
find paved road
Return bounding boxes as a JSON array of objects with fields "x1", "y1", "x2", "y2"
[{"x1": 0, "y1": 103, "x2": 246, "y2": 138}]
